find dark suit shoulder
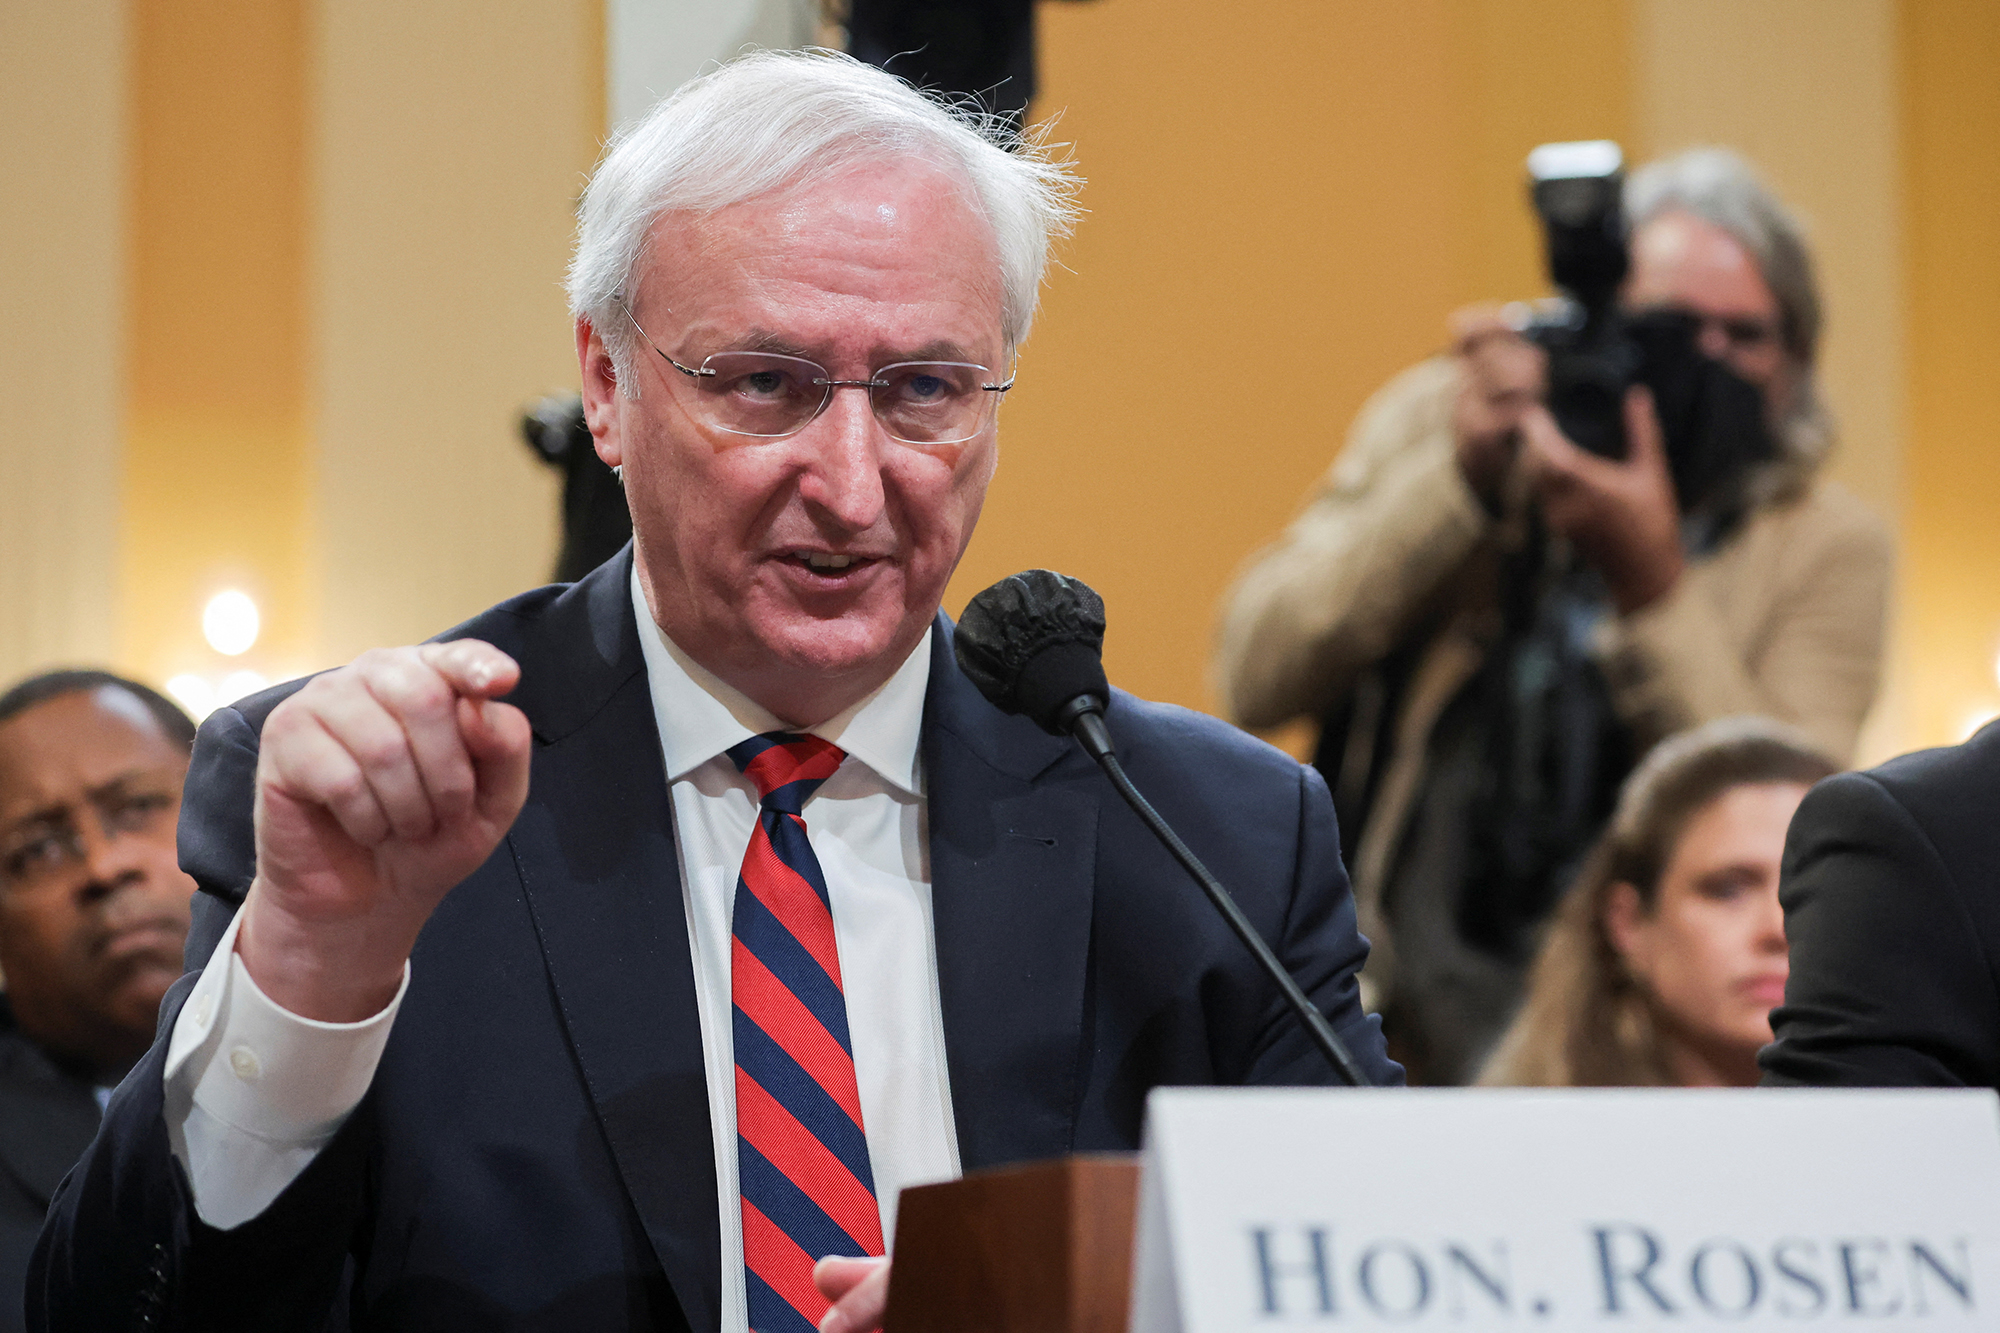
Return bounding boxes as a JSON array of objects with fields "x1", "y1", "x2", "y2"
[
  {"x1": 1762, "y1": 733, "x2": 2000, "y2": 1088},
  {"x1": 1854, "y1": 722, "x2": 2000, "y2": 893},
  {"x1": 1106, "y1": 689, "x2": 1315, "y2": 787}
]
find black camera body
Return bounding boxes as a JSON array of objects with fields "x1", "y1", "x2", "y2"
[{"x1": 1520, "y1": 141, "x2": 1775, "y2": 510}]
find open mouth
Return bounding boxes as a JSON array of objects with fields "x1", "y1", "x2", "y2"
[{"x1": 782, "y1": 551, "x2": 882, "y2": 583}]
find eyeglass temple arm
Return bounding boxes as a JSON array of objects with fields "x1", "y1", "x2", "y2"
[{"x1": 616, "y1": 297, "x2": 713, "y2": 379}]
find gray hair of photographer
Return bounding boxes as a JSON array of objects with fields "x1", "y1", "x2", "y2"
[
  {"x1": 1478, "y1": 716, "x2": 1837, "y2": 1089},
  {"x1": 1626, "y1": 147, "x2": 1831, "y2": 477}
]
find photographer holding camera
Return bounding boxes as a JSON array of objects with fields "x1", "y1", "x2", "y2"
[{"x1": 1215, "y1": 147, "x2": 1890, "y2": 1085}]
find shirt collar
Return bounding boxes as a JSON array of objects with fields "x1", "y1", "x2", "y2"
[{"x1": 630, "y1": 562, "x2": 930, "y2": 796}]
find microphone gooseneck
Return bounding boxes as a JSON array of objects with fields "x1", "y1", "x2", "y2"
[{"x1": 955, "y1": 571, "x2": 1375, "y2": 1089}]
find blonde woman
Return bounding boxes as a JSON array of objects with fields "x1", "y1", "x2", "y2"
[{"x1": 1480, "y1": 717, "x2": 1835, "y2": 1087}]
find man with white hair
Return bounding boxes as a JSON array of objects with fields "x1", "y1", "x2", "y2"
[
  {"x1": 1215, "y1": 148, "x2": 1891, "y2": 1087},
  {"x1": 33, "y1": 51, "x2": 1394, "y2": 1332}
]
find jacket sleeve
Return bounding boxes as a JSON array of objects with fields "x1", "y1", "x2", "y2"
[
  {"x1": 28, "y1": 700, "x2": 371, "y2": 1332},
  {"x1": 1760, "y1": 771, "x2": 2000, "y2": 1088},
  {"x1": 1241, "y1": 761, "x2": 1403, "y2": 1089},
  {"x1": 1214, "y1": 358, "x2": 1494, "y2": 731},
  {"x1": 1595, "y1": 484, "x2": 1892, "y2": 763}
]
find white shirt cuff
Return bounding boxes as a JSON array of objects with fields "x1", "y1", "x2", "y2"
[{"x1": 163, "y1": 905, "x2": 408, "y2": 1229}]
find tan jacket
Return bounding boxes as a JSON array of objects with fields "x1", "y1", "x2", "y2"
[{"x1": 1215, "y1": 357, "x2": 1892, "y2": 975}]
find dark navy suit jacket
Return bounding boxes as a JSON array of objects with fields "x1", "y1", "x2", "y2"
[
  {"x1": 1762, "y1": 721, "x2": 2000, "y2": 1089},
  {"x1": 1, "y1": 1001, "x2": 100, "y2": 1333},
  {"x1": 30, "y1": 549, "x2": 1395, "y2": 1331}
]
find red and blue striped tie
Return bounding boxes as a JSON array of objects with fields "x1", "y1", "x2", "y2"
[{"x1": 727, "y1": 731, "x2": 883, "y2": 1333}]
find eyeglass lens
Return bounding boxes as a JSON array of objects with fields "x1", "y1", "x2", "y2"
[{"x1": 690, "y1": 352, "x2": 1001, "y2": 445}]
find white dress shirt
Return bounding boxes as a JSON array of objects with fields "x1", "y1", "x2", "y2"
[{"x1": 164, "y1": 569, "x2": 961, "y2": 1333}]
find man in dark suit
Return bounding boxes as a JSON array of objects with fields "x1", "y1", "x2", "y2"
[
  {"x1": 0, "y1": 670, "x2": 197, "y2": 1333},
  {"x1": 1761, "y1": 721, "x2": 2000, "y2": 1089},
  {"x1": 32, "y1": 50, "x2": 1395, "y2": 1333}
]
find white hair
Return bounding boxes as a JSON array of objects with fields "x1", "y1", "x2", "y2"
[
  {"x1": 566, "y1": 48, "x2": 1081, "y2": 391},
  {"x1": 1626, "y1": 147, "x2": 1820, "y2": 366}
]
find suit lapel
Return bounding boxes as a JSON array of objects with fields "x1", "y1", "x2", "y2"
[
  {"x1": 922, "y1": 619, "x2": 1098, "y2": 1169},
  {"x1": 506, "y1": 553, "x2": 721, "y2": 1333}
]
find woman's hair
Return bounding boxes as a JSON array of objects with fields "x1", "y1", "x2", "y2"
[
  {"x1": 566, "y1": 48, "x2": 1082, "y2": 396},
  {"x1": 1477, "y1": 716, "x2": 1837, "y2": 1087}
]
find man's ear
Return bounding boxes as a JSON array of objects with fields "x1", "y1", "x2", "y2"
[
  {"x1": 1602, "y1": 880, "x2": 1650, "y2": 971},
  {"x1": 576, "y1": 316, "x2": 624, "y2": 470}
]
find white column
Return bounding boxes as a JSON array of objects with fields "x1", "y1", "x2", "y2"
[{"x1": 607, "y1": 0, "x2": 820, "y2": 131}]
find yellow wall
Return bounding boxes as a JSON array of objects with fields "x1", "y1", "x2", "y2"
[
  {"x1": 311, "y1": 0, "x2": 594, "y2": 664},
  {"x1": 975, "y1": 0, "x2": 1919, "y2": 761},
  {"x1": 0, "y1": 0, "x2": 125, "y2": 682},
  {"x1": 954, "y1": 0, "x2": 1634, "y2": 714},
  {"x1": 122, "y1": 0, "x2": 314, "y2": 691},
  {"x1": 1901, "y1": 0, "x2": 2000, "y2": 747},
  {"x1": 85, "y1": 0, "x2": 599, "y2": 695},
  {"x1": 4, "y1": 0, "x2": 1995, "y2": 769}
]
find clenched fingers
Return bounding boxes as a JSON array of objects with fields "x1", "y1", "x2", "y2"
[
  {"x1": 334, "y1": 649, "x2": 464, "y2": 841},
  {"x1": 263, "y1": 642, "x2": 523, "y2": 847},
  {"x1": 261, "y1": 707, "x2": 394, "y2": 848}
]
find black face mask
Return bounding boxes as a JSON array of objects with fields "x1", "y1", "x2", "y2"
[{"x1": 1626, "y1": 308, "x2": 1781, "y2": 514}]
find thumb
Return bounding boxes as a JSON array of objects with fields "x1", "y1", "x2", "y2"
[{"x1": 459, "y1": 696, "x2": 532, "y2": 825}]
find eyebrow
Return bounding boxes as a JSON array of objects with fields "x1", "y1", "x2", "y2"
[{"x1": 0, "y1": 769, "x2": 180, "y2": 839}]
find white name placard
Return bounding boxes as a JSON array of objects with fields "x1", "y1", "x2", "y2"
[{"x1": 1130, "y1": 1087, "x2": 2000, "y2": 1331}]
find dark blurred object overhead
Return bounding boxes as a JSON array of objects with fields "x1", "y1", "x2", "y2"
[
  {"x1": 845, "y1": 0, "x2": 1093, "y2": 127},
  {"x1": 521, "y1": 393, "x2": 632, "y2": 584}
]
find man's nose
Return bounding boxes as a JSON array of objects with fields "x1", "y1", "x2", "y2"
[
  {"x1": 799, "y1": 386, "x2": 889, "y2": 530},
  {"x1": 76, "y1": 816, "x2": 149, "y2": 905},
  {"x1": 1694, "y1": 317, "x2": 1735, "y2": 362}
]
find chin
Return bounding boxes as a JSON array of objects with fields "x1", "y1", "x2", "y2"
[{"x1": 761, "y1": 616, "x2": 917, "y2": 676}]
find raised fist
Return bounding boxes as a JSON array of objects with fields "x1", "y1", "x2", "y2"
[{"x1": 236, "y1": 639, "x2": 533, "y2": 1021}]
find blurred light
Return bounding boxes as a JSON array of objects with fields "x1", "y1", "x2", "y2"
[
  {"x1": 219, "y1": 670, "x2": 269, "y2": 704},
  {"x1": 1960, "y1": 707, "x2": 2000, "y2": 743},
  {"x1": 202, "y1": 590, "x2": 260, "y2": 656},
  {"x1": 164, "y1": 674, "x2": 216, "y2": 721}
]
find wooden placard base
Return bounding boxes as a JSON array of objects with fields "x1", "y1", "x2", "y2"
[{"x1": 884, "y1": 1154, "x2": 1141, "y2": 1333}]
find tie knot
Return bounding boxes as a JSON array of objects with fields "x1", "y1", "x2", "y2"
[{"x1": 727, "y1": 732, "x2": 846, "y2": 814}]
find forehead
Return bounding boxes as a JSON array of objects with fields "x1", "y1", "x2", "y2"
[
  {"x1": 1671, "y1": 781, "x2": 1808, "y2": 860},
  {"x1": 0, "y1": 689, "x2": 183, "y2": 818},
  {"x1": 636, "y1": 160, "x2": 1006, "y2": 359},
  {"x1": 1626, "y1": 210, "x2": 1778, "y2": 317}
]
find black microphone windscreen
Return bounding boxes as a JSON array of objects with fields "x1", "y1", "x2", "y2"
[{"x1": 954, "y1": 570, "x2": 1109, "y2": 734}]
